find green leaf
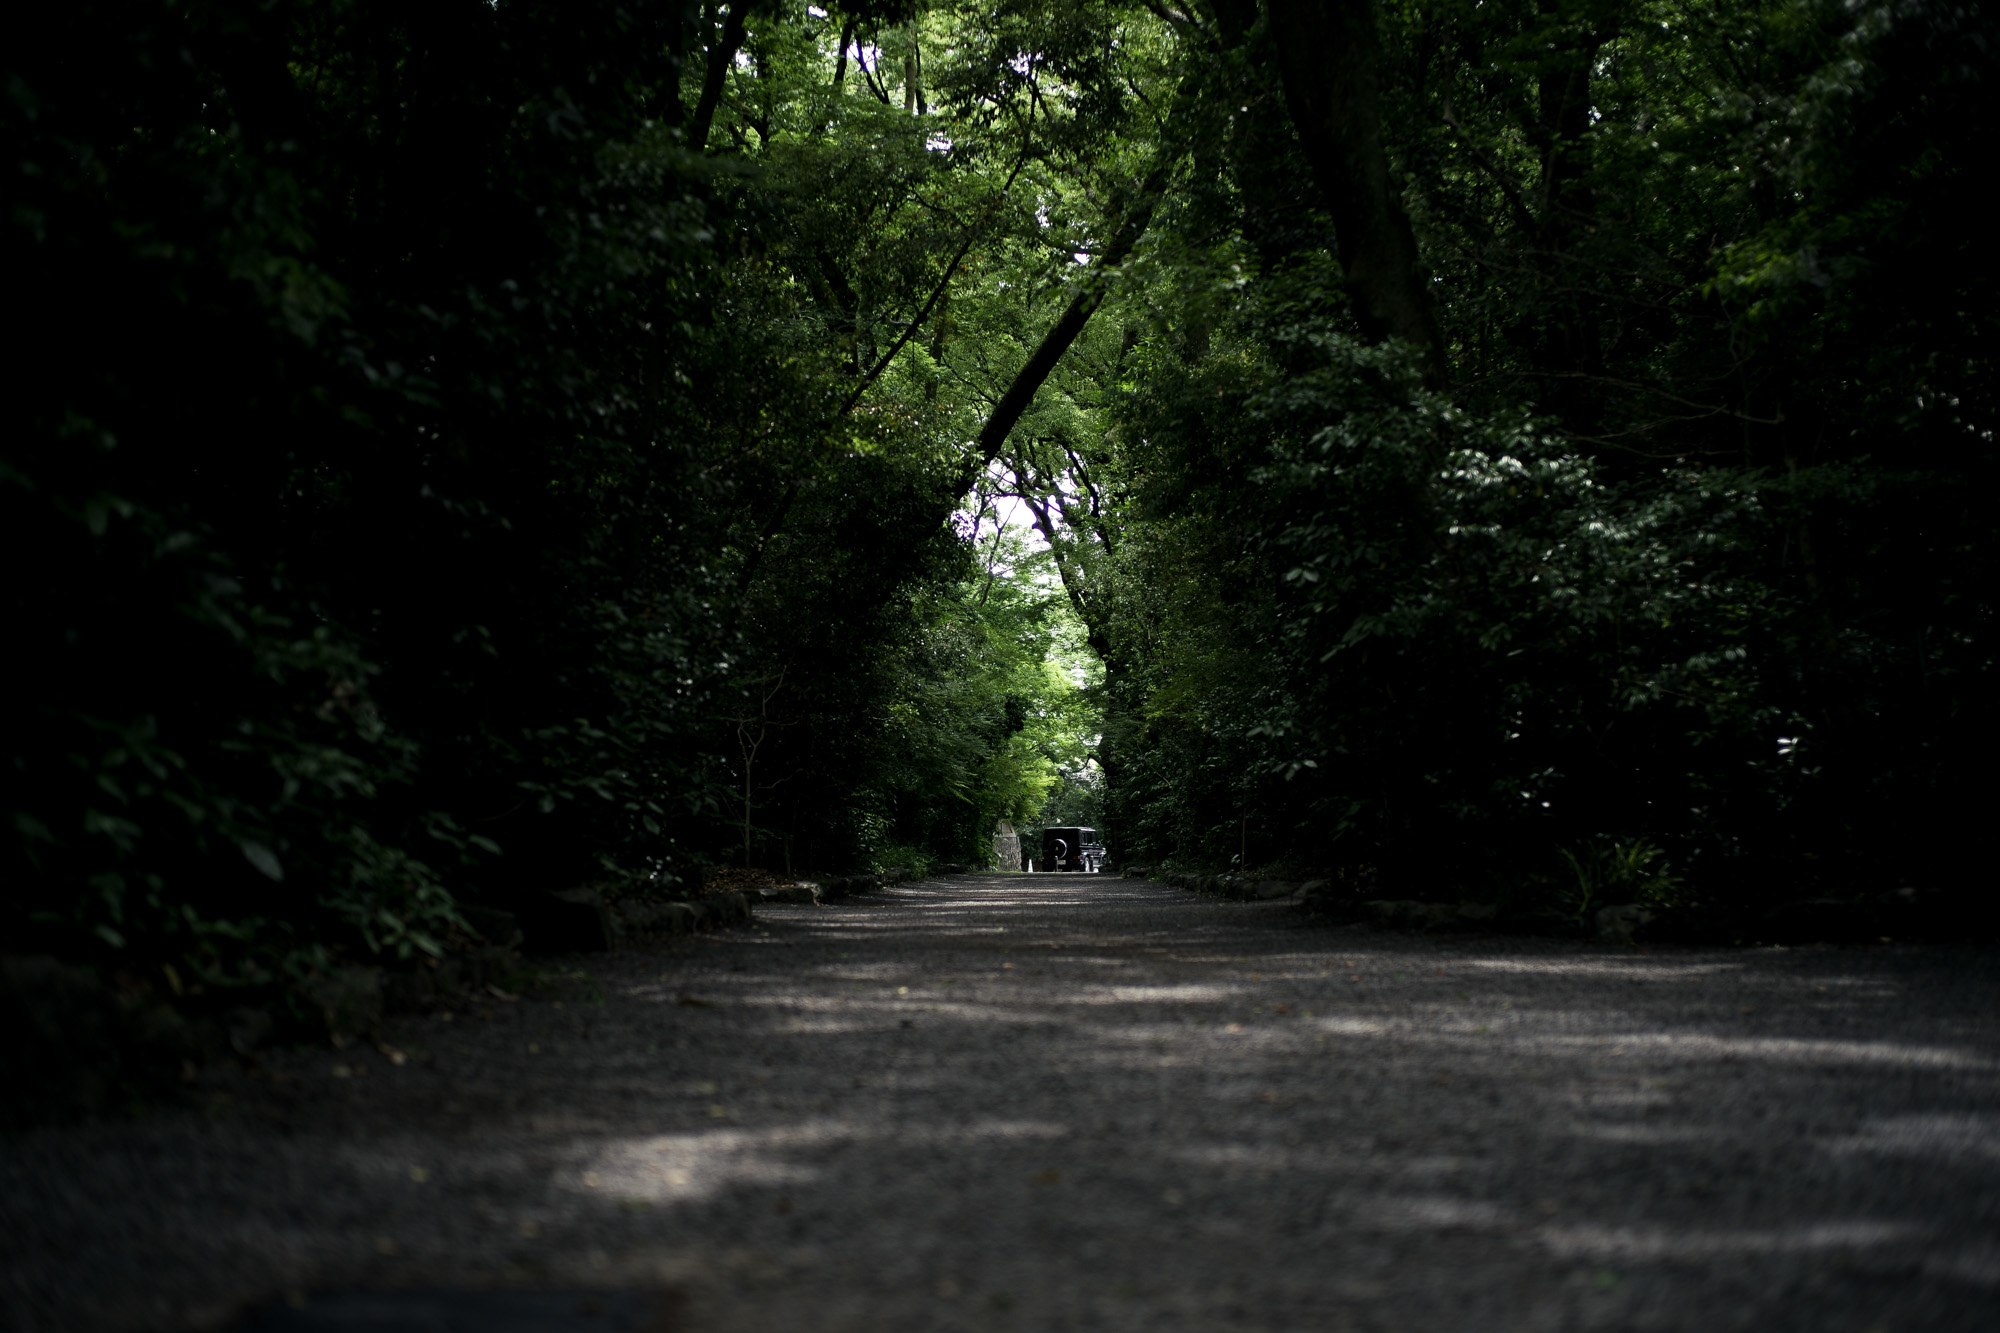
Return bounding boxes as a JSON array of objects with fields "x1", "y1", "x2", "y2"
[{"x1": 240, "y1": 841, "x2": 285, "y2": 881}]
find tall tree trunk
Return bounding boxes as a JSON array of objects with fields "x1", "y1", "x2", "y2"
[
  {"x1": 1263, "y1": 0, "x2": 1445, "y2": 385},
  {"x1": 690, "y1": 2, "x2": 759, "y2": 151},
  {"x1": 1523, "y1": 2, "x2": 1606, "y2": 432},
  {"x1": 903, "y1": 35, "x2": 924, "y2": 113},
  {"x1": 832, "y1": 14, "x2": 855, "y2": 88}
]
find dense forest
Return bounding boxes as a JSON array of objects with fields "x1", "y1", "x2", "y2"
[{"x1": 6, "y1": 0, "x2": 1992, "y2": 1002}]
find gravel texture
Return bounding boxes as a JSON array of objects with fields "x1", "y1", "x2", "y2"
[{"x1": 4, "y1": 871, "x2": 1999, "y2": 1331}]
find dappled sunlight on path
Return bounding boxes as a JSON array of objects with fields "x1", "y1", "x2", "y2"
[{"x1": 5, "y1": 872, "x2": 1998, "y2": 1331}]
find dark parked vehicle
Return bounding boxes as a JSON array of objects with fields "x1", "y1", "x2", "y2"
[{"x1": 1040, "y1": 827, "x2": 1107, "y2": 873}]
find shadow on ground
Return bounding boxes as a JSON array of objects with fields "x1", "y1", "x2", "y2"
[{"x1": 4, "y1": 873, "x2": 1997, "y2": 1331}]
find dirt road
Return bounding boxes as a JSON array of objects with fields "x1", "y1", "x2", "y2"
[{"x1": 5, "y1": 872, "x2": 1998, "y2": 1331}]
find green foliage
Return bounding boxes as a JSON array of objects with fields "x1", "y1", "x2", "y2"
[
  {"x1": 8, "y1": 0, "x2": 1989, "y2": 987},
  {"x1": 1109, "y1": 278, "x2": 1796, "y2": 888},
  {"x1": 1053, "y1": 0, "x2": 1994, "y2": 927},
  {"x1": 6, "y1": 0, "x2": 871, "y2": 983},
  {"x1": 871, "y1": 844, "x2": 936, "y2": 879},
  {"x1": 1555, "y1": 839, "x2": 1686, "y2": 922}
]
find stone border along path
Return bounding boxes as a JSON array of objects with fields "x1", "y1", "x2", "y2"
[{"x1": 4, "y1": 872, "x2": 1998, "y2": 1332}]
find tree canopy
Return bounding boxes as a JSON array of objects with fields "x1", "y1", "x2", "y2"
[{"x1": 6, "y1": 0, "x2": 1991, "y2": 998}]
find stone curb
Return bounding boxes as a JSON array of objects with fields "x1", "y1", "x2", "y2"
[
  {"x1": 7, "y1": 866, "x2": 843, "y2": 1127},
  {"x1": 612, "y1": 889, "x2": 757, "y2": 944},
  {"x1": 1124, "y1": 863, "x2": 1961, "y2": 947},
  {"x1": 1125, "y1": 864, "x2": 1571, "y2": 938},
  {"x1": 1121, "y1": 865, "x2": 1326, "y2": 905},
  {"x1": 742, "y1": 862, "x2": 973, "y2": 908}
]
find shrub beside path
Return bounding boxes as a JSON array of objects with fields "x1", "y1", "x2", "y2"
[{"x1": 4, "y1": 872, "x2": 1998, "y2": 1331}]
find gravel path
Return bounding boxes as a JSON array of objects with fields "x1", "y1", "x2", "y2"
[{"x1": 5, "y1": 872, "x2": 1999, "y2": 1332}]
